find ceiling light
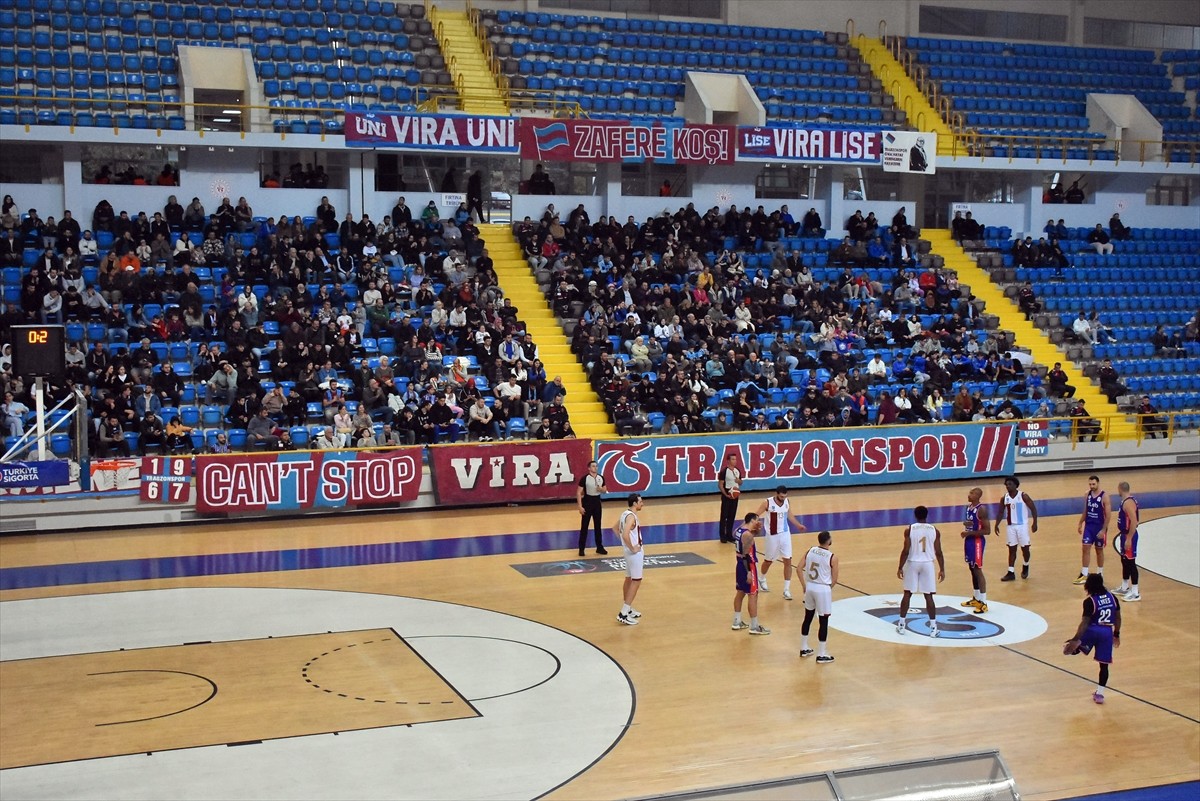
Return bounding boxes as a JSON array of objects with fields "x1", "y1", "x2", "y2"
[
  {"x1": 212, "y1": 118, "x2": 231, "y2": 123},
  {"x1": 221, "y1": 109, "x2": 242, "y2": 115}
]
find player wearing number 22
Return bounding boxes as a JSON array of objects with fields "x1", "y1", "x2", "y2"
[
  {"x1": 754, "y1": 486, "x2": 806, "y2": 599},
  {"x1": 1063, "y1": 573, "x2": 1122, "y2": 704},
  {"x1": 896, "y1": 506, "x2": 946, "y2": 637}
]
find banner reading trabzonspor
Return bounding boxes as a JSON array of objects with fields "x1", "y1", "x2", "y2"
[
  {"x1": 595, "y1": 424, "x2": 1015, "y2": 497},
  {"x1": 194, "y1": 449, "x2": 422, "y2": 514}
]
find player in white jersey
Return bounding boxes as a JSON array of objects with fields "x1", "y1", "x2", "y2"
[
  {"x1": 799, "y1": 531, "x2": 838, "y2": 664},
  {"x1": 896, "y1": 505, "x2": 946, "y2": 637},
  {"x1": 616, "y1": 494, "x2": 646, "y2": 626},
  {"x1": 754, "y1": 485, "x2": 807, "y2": 599},
  {"x1": 995, "y1": 475, "x2": 1038, "y2": 581}
]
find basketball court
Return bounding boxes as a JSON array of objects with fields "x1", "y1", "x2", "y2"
[{"x1": 1, "y1": 466, "x2": 1197, "y2": 800}]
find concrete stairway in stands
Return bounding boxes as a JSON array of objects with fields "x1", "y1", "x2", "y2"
[
  {"x1": 479, "y1": 223, "x2": 616, "y2": 439},
  {"x1": 429, "y1": 8, "x2": 508, "y2": 115},
  {"x1": 854, "y1": 35, "x2": 967, "y2": 157},
  {"x1": 925, "y1": 229, "x2": 1137, "y2": 440}
]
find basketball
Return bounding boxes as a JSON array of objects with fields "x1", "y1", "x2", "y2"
[{"x1": 730, "y1": 490, "x2": 740, "y2": 499}]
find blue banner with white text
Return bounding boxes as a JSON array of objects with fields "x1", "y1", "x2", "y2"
[
  {"x1": 594, "y1": 423, "x2": 1015, "y2": 498},
  {"x1": 0, "y1": 460, "x2": 70, "y2": 489}
]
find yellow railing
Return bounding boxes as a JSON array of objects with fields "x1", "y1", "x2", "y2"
[
  {"x1": 466, "y1": 0, "x2": 510, "y2": 101},
  {"x1": 418, "y1": 88, "x2": 583, "y2": 118}
]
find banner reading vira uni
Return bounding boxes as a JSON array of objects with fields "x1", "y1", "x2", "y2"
[
  {"x1": 595, "y1": 423, "x2": 1015, "y2": 498},
  {"x1": 519, "y1": 118, "x2": 734, "y2": 164},
  {"x1": 429, "y1": 438, "x2": 592, "y2": 506},
  {"x1": 344, "y1": 112, "x2": 518, "y2": 152},
  {"x1": 194, "y1": 449, "x2": 422, "y2": 513}
]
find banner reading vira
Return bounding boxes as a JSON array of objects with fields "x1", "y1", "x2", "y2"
[
  {"x1": 430, "y1": 438, "x2": 592, "y2": 506},
  {"x1": 344, "y1": 112, "x2": 518, "y2": 152},
  {"x1": 595, "y1": 424, "x2": 1015, "y2": 497},
  {"x1": 519, "y1": 118, "x2": 734, "y2": 164},
  {"x1": 194, "y1": 449, "x2": 422, "y2": 513},
  {"x1": 737, "y1": 126, "x2": 883, "y2": 163}
]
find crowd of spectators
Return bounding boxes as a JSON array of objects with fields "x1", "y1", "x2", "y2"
[
  {"x1": 510, "y1": 200, "x2": 1055, "y2": 434},
  {"x1": 89, "y1": 164, "x2": 180, "y2": 186},
  {"x1": 0, "y1": 188, "x2": 579, "y2": 455}
]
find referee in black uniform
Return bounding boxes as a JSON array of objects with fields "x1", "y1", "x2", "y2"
[
  {"x1": 718, "y1": 453, "x2": 743, "y2": 543},
  {"x1": 577, "y1": 460, "x2": 608, "y2": 556}
]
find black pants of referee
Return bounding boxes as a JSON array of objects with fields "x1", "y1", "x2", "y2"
[
  {"x1": 719, "y1": 494, "x2": 739, "y2": 542},
  {"x1": 579, "y1": 497, "x2": 604, "y2": 553}
]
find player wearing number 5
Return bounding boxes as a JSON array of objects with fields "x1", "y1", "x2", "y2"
[
  {"x1": 1063, "y1": 574, "x2": 1121, "y2": 704},
  {"x1": 996, "y1": 475, "x2": 1037, "y2": 581},
  {"x1": 896, "y1": 506, "x2": 946, "y2": 637},
  {"x1": 755, "y1": 485, "x2": 806, "y2": 599},
  {"x1": 799, "y1": 531, "x2": 837, "y2": 663}
]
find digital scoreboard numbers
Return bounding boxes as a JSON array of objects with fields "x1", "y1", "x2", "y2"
[
  {"x1": 11, "y1": 325, "x2": 66, "y2": 380},
  {"x1": 139, "y1": 456, "x2": 193, "y2": 504}
]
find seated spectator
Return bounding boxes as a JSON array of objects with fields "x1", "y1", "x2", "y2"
[
  {"x1": 1096, "y1": 358, "x2": 1127, "y2": 404},
  {"x1": 1151, "y1": 324, "x2": 1185, "y2": 357},
  {"x1": 1108, "y1": 213, "x2": 1131, "y2": 241},
  {"x1": 1087, "y1": 224, "x2": 1113, "y2": 256},
  {"x1": 1072, "y1": 312, "x2": 1097, "y2": 345},
  {"x1": 97, "y1": 414, "x2": 131, "y2": 457},
  {"x1": 1088, "y1": 312, "x2": 1116, "y2": 344},
  {"x1": 1017, "y1": 282, "x2": 1040, "y2": 317},
  {"x1": 1135, "y1": 396, "x2": 1167, "y2": 439},
  {"x1": 1069, "y1": 400, "x2": 1100, "y2": 442}
]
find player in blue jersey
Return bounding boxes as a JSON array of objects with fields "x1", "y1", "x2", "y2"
[
  {"x1": 1114, "y1": 481, "x2": 1141, "y2": 602},
  {"x1": 731, "y1": 513, "x2": 769, "y2": 635},
  {"x1": 1075, "y1": 475, "x2": 1111, "y2": 585},
  {"x1": 960, "y1": 487, "x2": 992, "y2": 612},
  {"x1": 1063, "y1": 573, "x2": 1122, "y2": 704}
]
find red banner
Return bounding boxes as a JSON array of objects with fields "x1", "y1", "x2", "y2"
[
  {"x1": 344, "y1": 112, "x2": 518, "y2": 152},
  {"x1": 429, "y1": 439, "x2": 593, "y2": 506},
  {"x1": 194, "y1": 449, "x2": 423, "y2": 514},
  {"x1": 518, "y1": 118, "x2": 734, "y2": 164}
]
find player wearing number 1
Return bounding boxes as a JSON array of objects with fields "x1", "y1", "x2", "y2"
[{"x1": 896, "y1": 506, "x2": 946, "y2": 637}]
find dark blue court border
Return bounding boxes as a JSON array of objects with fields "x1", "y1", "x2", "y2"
[{"x1": 2, "y1": 489, "x2": 1196, "y2": 592}]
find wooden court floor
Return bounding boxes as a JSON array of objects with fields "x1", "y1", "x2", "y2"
[{"x1": 1, "y1": 467, "x2": 1198, "y2": 800}]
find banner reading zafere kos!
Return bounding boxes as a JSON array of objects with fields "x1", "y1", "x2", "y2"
[
  {"x1": 595, "y1": 423, "x2": 1014, "y2": 498},
  {"x1": 519, "y1": 118, "x2": 734, "y2": 164},
  {"x1": 194, "y1": 449, "x2": 423, "y2": 514}
]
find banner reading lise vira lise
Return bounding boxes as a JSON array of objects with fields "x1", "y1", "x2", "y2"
[
  {"x1": 429, "y1": 438, "x2": 593, "y2": 506},
  {"x1": 595, "y1": 424, "x2": 1015, "y2": 498},
  {"x1": 194, "y1": 449, "x2": 423, "y2": 514}
]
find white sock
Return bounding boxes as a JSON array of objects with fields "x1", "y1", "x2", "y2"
[
  {"x1": 898, "y1": 616, "x2": 907, "y2": 627},
  {"x1": 1007, "y1": 567, "x2": 1015, "y2": 574},
  {"x1": 818, "y1": 641, "x2": 828, "y2": 657},
  {"x1": 1023, "y1": 560, "x2": 1030, "y2": 567},
  {"x1": 973, "y1": 589, "x2": 981, "y2": 601},
  {"x1": 1097, "y1": 567, "x2": 1103, "y2": 575},
  {"x1": 621, "y1": 604, "x2": 631, "y2": 615},
  {"x1": 784, "y1": 579, "x2": 791, "y2": 593},
  {"x1": 1131, "y1": 584, "x2": 1139, "y2": 595},
  {"x1": 1081, "y1": 567, "x2": 1088, "y2": 576},
  {"x1": 733, "y1": 612, "x2": 742, "y2": 626},
  {"x1": 751, "y1": 616, "x2": 759, "y2": 629},
  {"x1": 979, "y1": 592, "x2": 987, "y2": 603},
  {"x1": 1095, "y1": 685, "x2": 1104, "y2": 696},
  {"x1": 1118, "y1": 581, "x2": 1129, "y2": 590},
  {"x1": 801, "y1": 635, "x2": 809, "y2": 650}
]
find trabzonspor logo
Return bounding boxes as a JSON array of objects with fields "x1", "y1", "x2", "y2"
[
  {"x1": 830, "y1": 595, "x2": 1047, "y2": 648},
  {"x1": 596, "y1": 441, "x2": 653, "y2": 492},
  {"x1": 864, "y1": 604, "x2": 1004, "y2": 639}
]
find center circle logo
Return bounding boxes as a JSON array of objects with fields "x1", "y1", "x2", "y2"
[{"x1": 829, "y1": 595, "x2": 1048, "y2": 647}]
